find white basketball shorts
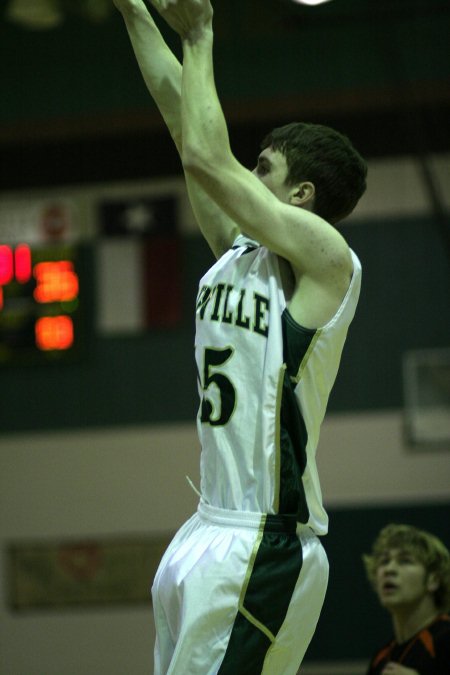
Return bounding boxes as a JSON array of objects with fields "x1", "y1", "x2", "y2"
[{"x1": 151, "y1": 501, "x2": 329, "y2": 675}]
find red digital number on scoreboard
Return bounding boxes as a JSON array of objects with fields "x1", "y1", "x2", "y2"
[
  {"x1": 0, "y1": 243, "x2": 79, "y2": 353},
  {"x1": 0, "y1": 243, "x2": 32, "y2": 286}
]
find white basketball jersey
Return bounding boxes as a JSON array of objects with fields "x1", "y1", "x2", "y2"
[{"x1": 195, "y1": 234, "x2": 361, "y2": 535}]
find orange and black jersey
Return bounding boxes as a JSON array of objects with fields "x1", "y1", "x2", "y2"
[{"x1": 367, "y1": 614, "x2": 450, "y2": 675}]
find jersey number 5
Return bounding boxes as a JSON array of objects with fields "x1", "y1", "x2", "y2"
[{"x1": 199, "y1": 347, "x2": 236, "y2": 426}]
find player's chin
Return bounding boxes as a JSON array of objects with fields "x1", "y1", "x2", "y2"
[
  {"x1": 377, "y1": 587, "x2": 398, "y2": 604},
  {"x1": 377, "y1": 590, "x2": 400, "y2": 607}
]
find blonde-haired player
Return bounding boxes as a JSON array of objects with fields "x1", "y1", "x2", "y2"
[{"x1": 364, "y1": 524, "x2": 450, "y2": 675}]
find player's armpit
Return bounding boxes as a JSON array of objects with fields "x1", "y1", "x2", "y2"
[{"x1": 185, "y1": 173, "x2": 241, "y2": 259}]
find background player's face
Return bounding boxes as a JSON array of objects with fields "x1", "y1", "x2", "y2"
[
  {"x1": 374, "y1": 548, "x2": 433, "y2": 611},
  {"x1": 252, "y1": 147, "x2": 296, "y2": 204}
]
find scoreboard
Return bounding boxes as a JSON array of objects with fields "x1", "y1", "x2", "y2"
[
  {"x1": 0, "y1": 200, "x2": 84, "y2": 365},
  {"x1": 0, "y1": 242, "x2": 82, "y2": 364},
  {"x1": 0, "y1": 187, "x2": 181, "y2": 364}
]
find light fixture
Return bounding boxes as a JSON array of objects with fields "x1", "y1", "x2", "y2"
[
  {"x1": 292, "y1": 0, "x2": 333, "y2": 6},
  {"x1": 6, "y1": 0, "x2": 63, "y2": 30}
]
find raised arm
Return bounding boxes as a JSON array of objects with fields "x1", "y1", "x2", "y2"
[
  {"x1": 149, "y1": 0, "x2": 352, "y2": 290},
  {"x1": 113, "y1": 0, "x2": 240, "y2": 257}
]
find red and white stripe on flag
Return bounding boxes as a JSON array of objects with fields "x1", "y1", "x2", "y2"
[{"x1": 97, "y1": 195, "x2": 182, "y2": 333}]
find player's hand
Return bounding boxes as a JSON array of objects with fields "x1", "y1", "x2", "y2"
[
  {"x1": 381, "y1": 663, "x2": 420, "y2": 675},
  {"x1": 148, "y1": 0, "x2": 213, "y2": 40}
]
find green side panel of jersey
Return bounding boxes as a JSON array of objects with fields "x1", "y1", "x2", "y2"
[{"x1": 278, "y1": 310, "x2": 317, "y2": 520}]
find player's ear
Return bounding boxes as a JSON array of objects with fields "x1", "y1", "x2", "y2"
[
  {"x1": 290, "y1": 181, "x2": 315, "y2": 208},
  {"x1": 426, "y1": 572, "x2": 440, "y2": 593}
]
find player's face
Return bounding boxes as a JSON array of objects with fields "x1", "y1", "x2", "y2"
[
  {"x1": 252, "y1": 148, "x2": 295, "y2": 203},
  {"x1": 375, "y1": 548, "x2": 433, "y2": 611}
]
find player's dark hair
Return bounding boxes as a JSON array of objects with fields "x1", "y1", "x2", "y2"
[
  {"x1": 363, "y1": 524, "x2": 450, "y2": 611},
  {"x1": 260, "y1": 122, "x2": 367, "y2": 224}
]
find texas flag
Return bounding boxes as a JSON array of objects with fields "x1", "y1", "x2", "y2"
[{"x1": 97, "y1": 195, "x2": 182, "y2": 333}]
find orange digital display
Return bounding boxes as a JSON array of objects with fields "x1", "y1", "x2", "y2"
[
  {"x1": 35, "y1": 316, "x2": 74, "y2": 351},
  {"x1": 0, "y1": 243, "x2": 81, "y2": 361},
  {"x1": 34, "y1": 261, "x2": 79, "y2": 304}
]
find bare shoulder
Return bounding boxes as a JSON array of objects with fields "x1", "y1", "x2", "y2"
[
  {"x1": 280, "y1": 242, "x2": 354, "y2": 330},
  {"x1": 272, "y1": 202, "x2": 352, "y2": 281}
]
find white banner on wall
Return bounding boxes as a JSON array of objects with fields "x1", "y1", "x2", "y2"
[{"x1": 0, "y1": 199, "x2": 77, "y2": 244}]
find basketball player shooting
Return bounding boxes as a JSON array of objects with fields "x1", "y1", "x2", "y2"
[{"x1": 113, "y1": 0, "x2": 367, "y2": 672}]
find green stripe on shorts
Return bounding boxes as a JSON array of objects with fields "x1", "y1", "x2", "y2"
[{"x1": 218, "y1": 516, "x2": 303, "y2": 674}]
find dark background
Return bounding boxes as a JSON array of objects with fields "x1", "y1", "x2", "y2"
[{"x1": 1, "y1": 0, "x2": 449, "y2": 185}]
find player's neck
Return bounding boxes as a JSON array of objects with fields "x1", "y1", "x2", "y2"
[{"x1": 391, "y1": 599, "x2": 440, "y2": 644}]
